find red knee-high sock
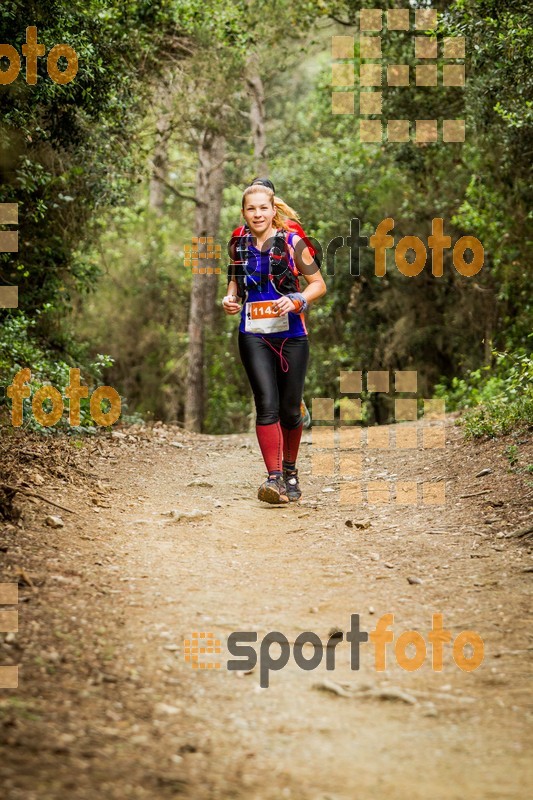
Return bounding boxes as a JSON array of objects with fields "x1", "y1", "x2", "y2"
[
  {"x1": 281, "y1": 423, "x2": 303, "y2": 466},
  {"x1": 256, "y1": 422, "x2": 283, "y2": 475}
]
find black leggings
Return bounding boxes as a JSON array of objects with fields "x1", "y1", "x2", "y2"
[{"x1": 238, "y1": 333, "x2": 309, "y2": 428}]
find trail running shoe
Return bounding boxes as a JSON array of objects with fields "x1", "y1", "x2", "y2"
[
  {"x1": 283, "y1": 468, "x2": 302, "y2": 502},
  {"x1": 257, "y1": 475, "x2": 289, "y2": 504}
]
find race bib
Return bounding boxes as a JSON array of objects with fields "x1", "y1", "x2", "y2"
[{"x1": 245, "y1": 301, "x2": 289, "y2": 334}]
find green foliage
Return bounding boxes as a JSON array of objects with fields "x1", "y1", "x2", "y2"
[
  {"x1": 436, "y1": 346, "x2": 533, "y2": 438},
  {"x1": 0, "y1": 0, "x2": 198, "y2": 388},
  {"x1": 70, "y1": 200, "x2": 194, "y2": 422},
  {"x1": 460, "y1": 396, "x2": 533, "y2": 439},
  {"x1": 204, "y1": 329, "x2": 252, "y2": 434},
  {"x1": 0, "y1": 311, "x2": 118, "y2": 432},
  {"x1": 504, "y1": 445, "x2": 519, "y2": 468},
  {"x1": 436, "y1": 346, "x2": 533, "y2": 408}
]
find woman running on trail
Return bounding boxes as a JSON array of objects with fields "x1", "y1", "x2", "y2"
[{"x1": 223, "y1": 183, "x2": 326, "y2": 505}]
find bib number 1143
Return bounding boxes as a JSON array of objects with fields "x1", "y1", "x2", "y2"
[
  {"x1": 245, "y1": 301, "x2": 289, "y2": 333},
  {"x1": 251, "y1": 301, "x2": 277, "y2": 318}
]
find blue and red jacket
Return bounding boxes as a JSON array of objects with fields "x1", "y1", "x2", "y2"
[{"x1": 237, "y1": 231, "x2": 308, "y2": 339}]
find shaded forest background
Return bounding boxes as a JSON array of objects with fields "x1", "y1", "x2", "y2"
[{"x1": 0, "y1": 0, "x2": 531, "y2": 436}]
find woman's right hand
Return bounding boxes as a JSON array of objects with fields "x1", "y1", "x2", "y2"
[{"x1": 222, "y1": 294, "x2": 241, "y2": 315}]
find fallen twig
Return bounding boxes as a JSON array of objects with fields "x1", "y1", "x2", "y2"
[
  {"x1": 314, "y1": 678, "x2": 417, "y2": 705},
  {"x1": 0, "y1": 483, "x2": 77, "y2": 515},
  {"x1": 315, "y1": 678, "x2": 477, "y2": 706},
  {"x1": 364, "y1": 687, "x2": 417, "y2": 705},
  {"x1": 459, "y1": 489, "x2": 492, "y2": 499},
  {"x1": 506, "y1": 524, "x2": 533, "y2": 539},
  {"x1": 409, "y1": 689, "x2": 476, "y2": 704},
  {"x1": 314, "y1": 678, "x2": 354, "y2": 698}
]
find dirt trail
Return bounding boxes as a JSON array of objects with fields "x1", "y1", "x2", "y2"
[{"x1": 1, "y1": 420, "x2": 532, "y2": 799}]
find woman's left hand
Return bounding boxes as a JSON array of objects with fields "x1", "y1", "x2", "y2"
[{"x1": 272, "y1": 297, "x2": 296, "y2": 316}]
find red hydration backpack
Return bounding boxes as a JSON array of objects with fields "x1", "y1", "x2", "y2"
[
  {"x1": 228, "y1": 226, "x2": 301, "y2": 299},
  {"x1": 230, "y1": 220, "x2": 318, "y2": 260}
]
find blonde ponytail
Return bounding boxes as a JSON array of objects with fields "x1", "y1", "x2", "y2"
[{"x1": 273, "y1": 196, "x2": 301, "y2": 229}]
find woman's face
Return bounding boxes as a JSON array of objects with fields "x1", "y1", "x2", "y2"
[{"x1": 242, "y1": 191, "x2": 275, "y2": 236}]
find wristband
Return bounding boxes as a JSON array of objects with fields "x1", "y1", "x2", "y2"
[{"x1": 288, "y1": 292, "x2": 308, "y2": 313}]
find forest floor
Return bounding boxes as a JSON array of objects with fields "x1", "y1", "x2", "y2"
[{"x1": 0, "y1": 417, "x2": 532, "y2": 800}]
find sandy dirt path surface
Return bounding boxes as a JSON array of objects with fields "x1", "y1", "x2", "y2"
[{"x1": 1, "y1": 420, "x2": 532, "y2": 799}]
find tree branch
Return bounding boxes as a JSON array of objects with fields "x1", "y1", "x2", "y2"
[
  {"x1": 0, "y1": 484, "x2": 77, "y2": 515},
  {"x1": 329, "y1": 14, "x2": 356, "y2": 26},
  {"x1": 148, "y1": 160, "x2": 206, "y2": 206}
]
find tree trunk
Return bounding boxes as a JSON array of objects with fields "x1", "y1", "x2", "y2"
[
  {"x1": 184, "y1": 129, "x2": 226, "y2": 432},
  {"x1": 149, "y1": 111, "x2": 172, "y2": 214},
  {"x1": 203, "y1": 134, "x2": 226, "y2": 328},
  {"x1": 246, "y1": 62, "x2": 267, "y2": 175},
  {"x1": 148, "y1": 75, "x2": 175, "y2": 213}
]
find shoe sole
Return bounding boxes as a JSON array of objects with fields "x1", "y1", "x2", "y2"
[
  {"x1": 287, "y1": 493, "x2": 302, "y2": 502},
  {"x1": 258, "y1": 485, "x2": 289, "y2": 504}
]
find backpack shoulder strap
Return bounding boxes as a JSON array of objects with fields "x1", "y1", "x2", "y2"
[
  {"x1": 269, "y1": 229, "x2": 290, "y2": 273},
  {"x1": 283, "y1": 230, "x2": 300, "y2": 274},
  {"x1": 228, "y1": 224, "x2": 250, "y2": 297}
]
